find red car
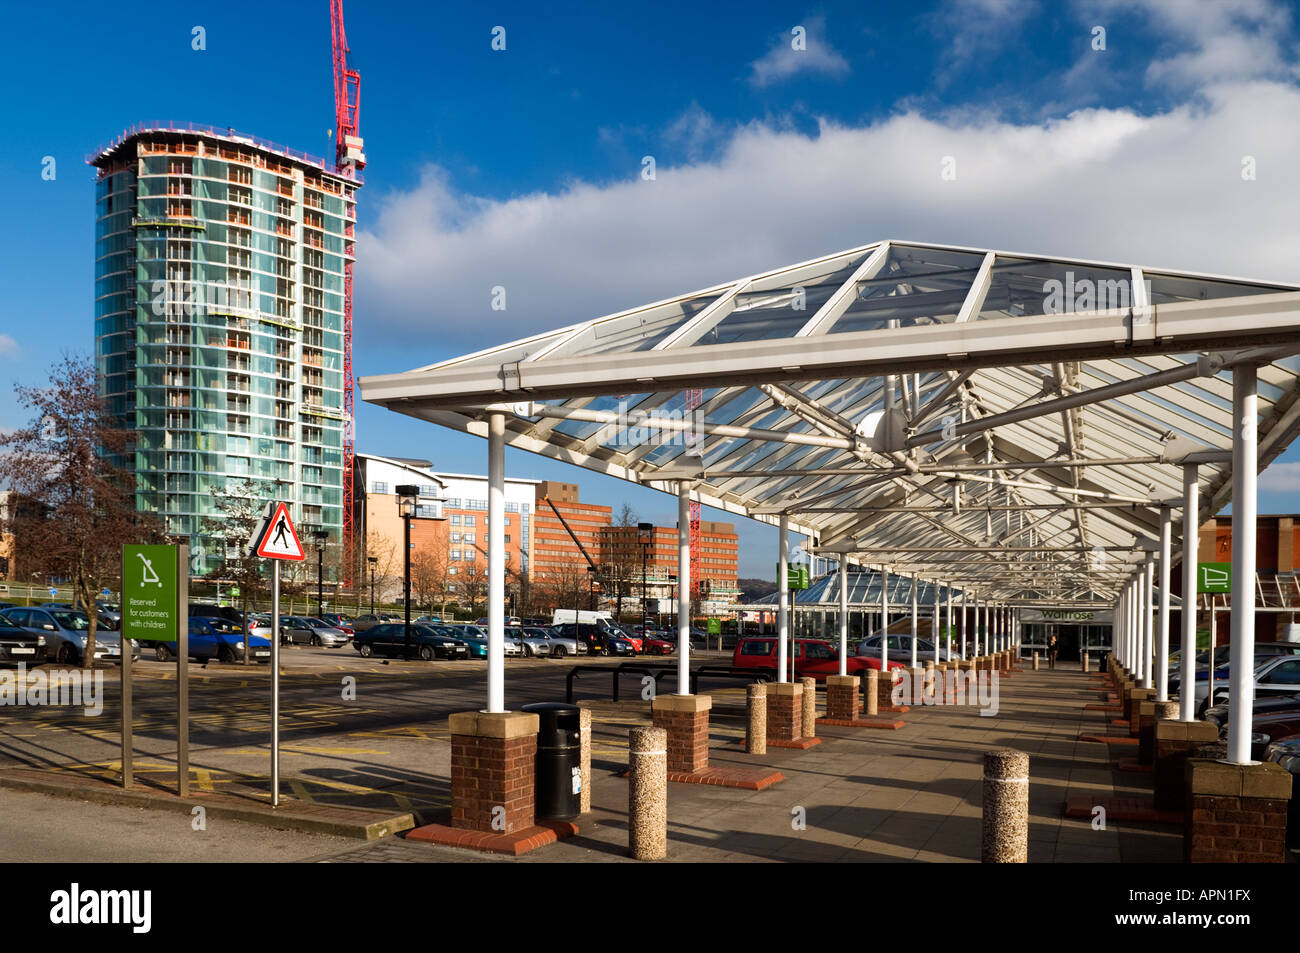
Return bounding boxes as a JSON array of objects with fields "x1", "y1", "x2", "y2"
[
  {"x1": 732, "y1": 637, "x2": 903, "y2": 681},
  {"x1": 642, "y1": 636, "x2": 674, "y2": 655}
]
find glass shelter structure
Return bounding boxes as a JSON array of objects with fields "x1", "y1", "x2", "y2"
[{"x1": 361, "y1": 239, "x2": 1300, "y2": 766}]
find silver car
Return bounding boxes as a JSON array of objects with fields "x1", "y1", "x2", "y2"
[
  {"x1": 280, "y1": 616, "x2": 350, "y2": 648},
  {"x1": 505, "y1": 626, "x2": 553, "y2": 658},
  {"x1": 856, "y1": 633, "x2": 957, "y2": 663},
  {"x1": 524, "y1": 625, "x2": 580, "y2": 659},
  {"x1": 0, "y1": 606, "x2": 139, "y2": 665}
]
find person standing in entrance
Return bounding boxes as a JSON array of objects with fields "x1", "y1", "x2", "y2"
[{"x1": 1048, "y1": 634, "x2": 1059, "y2": 670}]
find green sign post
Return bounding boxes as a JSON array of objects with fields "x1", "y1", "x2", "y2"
[
  {"x1": 121, "y1": 544, "x2": 189, "y2": 795},
  {"x1": 1197, "y1": 562, "x2": 1231, "y2": 594}
]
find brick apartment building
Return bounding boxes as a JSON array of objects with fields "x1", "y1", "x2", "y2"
[{"x1": 531, "y1": 481, "x2": 612, "y2": 585}]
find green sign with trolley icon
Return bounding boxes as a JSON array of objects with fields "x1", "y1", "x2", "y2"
[
  {"x1": 122, "y1": 544, "x2": 180, "y2": 642},
  {"x1": 1197, "y1": 562, "x2": 1232, "y2": 594}
]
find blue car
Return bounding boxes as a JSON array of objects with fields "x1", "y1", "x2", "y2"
[{"x1": 154, "y1": 616, "x2": 272, "y2": 664}]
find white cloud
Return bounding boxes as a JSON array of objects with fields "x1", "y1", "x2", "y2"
[
  {"x1": 933, "y1": 0, "x2": 1038, "y2": 76},
  {"x1": 1090, "y1": 0, "x2": 1294, "y2": 89},
  {"x1": 357, "y1": 77, "x2": 1300, "y2": 356},
  {"x1": 0, "y1": 334, "x2": 18, "y2": 358},
  {"x1": 1260, "y1": 462, "x2": 1300, "y2": 493},
  {"x1": 747, "y1": 16, "x2": 850, "y2": 88}
]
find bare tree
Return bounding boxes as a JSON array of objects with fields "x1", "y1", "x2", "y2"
[
  {"x1": 410, "y1": 547, "x2": 452, "y2": 619},
  {"x1": 599, "y1": 504, "x2": 641, "y2": 623},
  {"x1": 0, "y1": 356, "x2": 165, "y2": 666}
]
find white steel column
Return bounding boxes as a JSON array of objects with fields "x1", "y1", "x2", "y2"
[
  {"x1": 487, "y1": 412, "x2": 506, "y2": 713},
  {"x1": 1157, "y1": 509, "x2": 1173, "y2": 702},
  {"x1": 932, "y1": 581, "x2": 940, "y2": 664},
  {"x1": 1228, "y1": 364, "x2": 1258, "y2": 764},
  {"x1": 910, "y1": 573, "x2": 919, "y2": 668},
  {"x1": 960, "y1": 590, "x2": 967, "y2": 659},
  {"x1": 1142, "y1": 558, "x2": 1155, "y2": 689},
  {"x1": 1180, "y1": 465, "x2": 1199, "y2": 721},
  {"x1": 879, "y1": 566, "x2": 889, "y2": 673},
  {"x1": 946, "y1": 585, "x2": 953, "y2": 661},
  {"x1": 838, "y1": 557, "x2": 848, "y2": 677},
  {"x1": 777, "y1": 514, "x2": 789, "y2": 684},
  {"x1": 677, "y1": 482, "x2": 691, "y2": 695}
]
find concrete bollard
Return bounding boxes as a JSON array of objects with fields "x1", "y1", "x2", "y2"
[
  {"x1": 864, "y1": 669, "x2": 879, "y2": 716},
  {"x1": 800, "y1": 677, "x2": 817, "y2": 739},
  {"x1": 628, "y1": 727, "x2": 667, "y2": 861},
  {"x1": 746, "y1": 683, "x2": 767, "y2": 754},
  {"x1": 981, "y1": 748, "x2": 1029, "y2": 863},
  {"x1": 1081, "y1": 651, "x2": 1090, "y2": 673},
  {"x1": 1032, "y1": 652, "x2": 1039, "y2": 671},
  {"x1": 579, "y1": 707, "x2": 592, "y2": 814}
]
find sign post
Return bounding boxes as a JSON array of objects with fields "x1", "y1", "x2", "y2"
[
  {"x1": 122, "y1": 543, "x2": 187, "y2": 793},
  {"x1": 249, "y1": 501, "x2": 305, "y2": 808}
]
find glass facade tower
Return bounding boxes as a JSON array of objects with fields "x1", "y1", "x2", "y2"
[{"x1": 92, "y1": 124, "x2": 358, "y2": 577}]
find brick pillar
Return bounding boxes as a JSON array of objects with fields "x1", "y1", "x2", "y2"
[
  {"x1": 1184, "y1": 758, "x2": 1293, "y2": 862},
  {"x1": 825, "y1": 674, "x2": 859, "y2": 720},
  {"x1": 879, "y1": 666, "x2": 901, "y2": 711},
  {"x1": 651, "y1": 693, "x2": 712, "y2": 775},
  {"x1": 449, "y1": 710, "x2": 539, "y2": 835},
  {"x1": 1138, "y1": 700, "x2": 1177, "y2": 765},
  {"x1": 1127, "y1": 687, "x2": 1154, "y2": 736},
  {"x1": 767, "y1": 682, "x2": 803, "y2": 741},
  {"x1": 1153, "y1": 720, "x2": 1221, "y2": 810}
]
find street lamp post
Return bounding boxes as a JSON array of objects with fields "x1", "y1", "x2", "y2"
[
  {"x1": 367, "y1": 556, "x2": 377, "y2": 615},
  {"x1": 396, "y1": 485, "x2": 418, "y2": 660},
  {"x1": 312, "y1": 530, "x2": 327, "y2": 619},
  {"x1": 638, "y1": 522, "x2": 654, "y2": 639}
]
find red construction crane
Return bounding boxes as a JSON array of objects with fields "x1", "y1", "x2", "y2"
[{"x1": 331, "y1": 0, "x2": 364, "y2": 586}]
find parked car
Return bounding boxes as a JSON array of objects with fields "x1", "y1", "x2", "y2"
[
  {"x1": 445, "y1": 623, "x2": 520, "y2": 657},
  {"x1": 1171, "y1": 641, "x2": 1300, "y2": 694},
  {"x1": 735, "y1": 637, "x2": 903, "y2": 681},
  {"x1": 0, "y1": 614, "x2": 46, "y2": 665},
  {"x1": 642, "y1": 634, "x2": 675, "y2": 655},
  {"x1": 505, "y1": 626, "x2": 556, "y2": 658},
  {"x1": 554, "y1": 622, "x2": 634, "y2": 656},
  {"x1": 351, "y1": 613, "x2": 401, "y2": 632},
  {"x1": 321, "y1": 613, "x2": 355, "y2": 634},
  {"x1": 352, "y1": 623, "x2": 469, "y2": 660},
  {"x1": 279, "y1": 617, "x2": 350, "y2": 648},
  {"x1": 1263, "y1": 736, "x2": 1300, "y2": 849},
  {"x1": 1204, "y1": 692, "x2": 1300, "y2": 727},
  {"x1": 522, "y1": 625, "x2": 582, "y2": 658},
  {"x1": 155, "y1": 616, "x2": 272, "y2": 664},
  {"x1": 1189, "y1": 652, "x2": 1300, "y2": 713},
  {"x1": 0, "y1": 606, "x2": 137, "y2": 665},
  {"x1": 856, "y1": 633, "x2": 957, "y2": 663},
  {"x1": 188, "y1": 603, "x2": 245, "y2": 627}
]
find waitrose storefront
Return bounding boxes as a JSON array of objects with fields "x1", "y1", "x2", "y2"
[{"x1": 1019, "y1": 607, "x2": 1113, "y2": 661}]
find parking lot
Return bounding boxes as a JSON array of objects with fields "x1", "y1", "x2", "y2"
[{"x1": 0, "y1": 646, "x2": 1188, "y2": 862}]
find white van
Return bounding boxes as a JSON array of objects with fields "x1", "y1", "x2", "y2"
[{"x1": 552, "y1": 609, "x2": 614, "y2": 628}]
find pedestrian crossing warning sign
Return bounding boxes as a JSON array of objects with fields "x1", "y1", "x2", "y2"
[{"x1": 254, "y1": 502, "x2": 305, "y2": 561}]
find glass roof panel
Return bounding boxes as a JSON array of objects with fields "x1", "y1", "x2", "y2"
[
  {"x1": 1146, "y1": 272, "x2": 1294, "y2": 305},
  {"x1": 693, "y1": 254, "x2": 872, "y2": 346},
  {"x1": 976, "y1": 256, "x2": 1134, "y2": 320},
  {"x1": 829, "y1": 244, "x2": 984, "y2": 334},
  {"x1": 555, "y1": 291, "x2": 729, "y2": 358}
]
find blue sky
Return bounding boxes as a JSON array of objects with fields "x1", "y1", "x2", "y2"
[{"x1": 3, "y1": 0, "x2": 1299, "y2": 576}]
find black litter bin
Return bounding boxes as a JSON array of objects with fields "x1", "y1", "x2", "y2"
[{"x1": 521, "y1": 702, "x2": 582, "y2": 821}]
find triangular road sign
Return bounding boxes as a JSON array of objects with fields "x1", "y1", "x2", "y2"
[{"x1": 255, "y1": 502, "x2": 306, "y2": 561}]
